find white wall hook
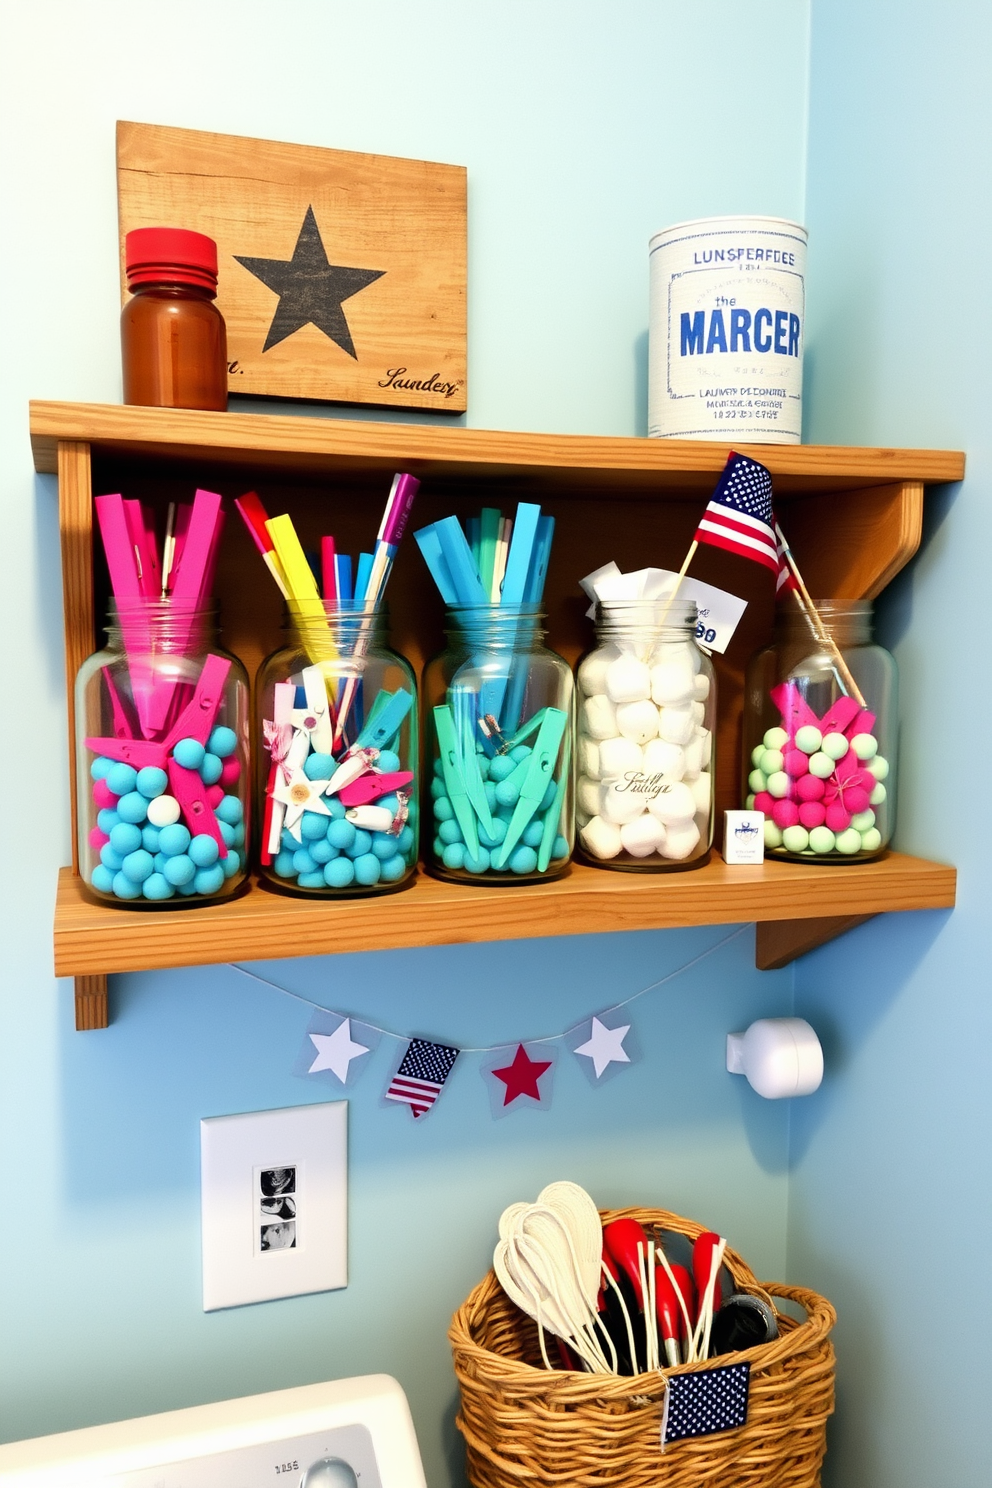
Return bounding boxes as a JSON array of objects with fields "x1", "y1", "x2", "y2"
[{"x1": 726, "y1": 1017, "x2": 823, "y2": 1099}]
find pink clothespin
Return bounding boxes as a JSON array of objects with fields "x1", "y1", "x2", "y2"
[{"x1": 338, "y1": 770, "x2": 414, "y2": 808}]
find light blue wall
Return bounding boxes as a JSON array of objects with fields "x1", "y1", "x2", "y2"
[
  {"x1": 791, "y1": 3, "x2": 989, "y2": 1485},
  {"x1": 0, "y1": 5, "x2": 810, "y2": 1486}
]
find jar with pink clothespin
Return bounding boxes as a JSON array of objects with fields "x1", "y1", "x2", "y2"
[
  {"x1": 743, "y1": 600, "x2": 897, "y2": 861},
  {"x1": 76, "y1": 602, "x2": 250, "y2": 905},
  {"x1": 254, "y1": 607, "x2": 418, "y2": 896}
]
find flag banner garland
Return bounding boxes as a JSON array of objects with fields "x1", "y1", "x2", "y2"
[
  {"x1": 293, "y1": 1010, "x2": 380, "y2": 1088},
  {"x1": 568, "y1": 1009, "x2": 640, "y2": 1086},
  {"x1": 383, "y1": 1037, "x2": 460, "y2": 1119},
  {"x1": 482, "y1": 1042, "x2": 557, "y2": 1119},
  {"x1": 228, "y1": 926, "x2": 748, "y2": 1127},
  {"x1": 693, "y1": 452, "x2": 778, "y2": 573}
]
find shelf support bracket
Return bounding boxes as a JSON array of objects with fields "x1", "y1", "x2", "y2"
[
  {"x1": 74, "y1": 974, "x2": 109, "y2": 1030},
  {"x1": 755, "y1": 915, "x2": 876, "y2": 970}
]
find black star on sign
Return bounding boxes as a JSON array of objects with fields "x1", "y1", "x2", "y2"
[{"x1": 235, "y1": 205, "x2": 384, "y2": 359}]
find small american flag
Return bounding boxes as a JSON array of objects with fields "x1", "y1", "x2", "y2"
[
  {"x1": 385, "y1": 1038, "x2": 459, "y2": 1118},
  {"x1": 775, "y1": 523, "x2": 799, "y2": 594},
  {"x1": 694, "y1": 452, "x2": 778, "y2": 573}
]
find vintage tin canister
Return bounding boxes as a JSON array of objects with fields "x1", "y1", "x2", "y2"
[{"x1": 648, "y1": 215, "x2": 807, "y2": 444}]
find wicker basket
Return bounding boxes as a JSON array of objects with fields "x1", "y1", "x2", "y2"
[{"x1": 449, "y1": 1206, "x2": 836, "y2": 1488}]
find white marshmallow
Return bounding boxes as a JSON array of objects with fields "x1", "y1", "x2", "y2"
[
  {"x1": 691, "y1": 772, "x2": 711, "y2": 817},
  {"x1": 693, "y1": 672, "x2": 711, "y2": 702},
  {"x1": 681, "y1": 736, "x2": 703, "y2": 781},
  {"x1": 579, "y1": 737, "x2": 601, "y2": 780},
  {"x1": 598, "y1": 735, "x2": 644, "y2": 778},
  {"x1": 600, "y1": 779, "x2": 647, "y2": 824},
  {"x1": 577, "y1": 776, "x2": 602, "y2": 817},
  {"x1": 580, "y1": 815, "x2": 623, "y2": 860},
  {"x1": 660, "y1": 819, "x2": 701, "y2": 861},
  {"x1": 646, "y1": 781, "x2": 697, "y2": 824},
  {"x1": 691, "y1": 700, "x2": 706, "y2": 726},
  {"x1": 642, "y1": 738, "x2": 685, "y2": 780},
  {"x1": 699, "y1": 727, "x2": 713, "y2": 768},
  {"x1": 577, "y1": 647, "x2": 617, "y2": 697},
  {"x1": 658, "y1": 640, "x2": 701, "y2": 676},
  {"x1": 582, "y1": 694, "x2": 617, "y2": 740},
  {"x1": 616, "y1": 699, "x2": 660, "y2": 746},
  {"x1": 576, "y1": 805, "x2": 591, "y2": 828},
  {"x1": 620, "y1": 814, "x2": 668, "y2": 858},
  {"x1": 650, "y1": 658, "x2": 695, "y2": 706},
  {"x1": 605, "y1": 653, "x2": 652, "y2": 703},
  {"x1": 657, "y1": 705, "x2": 695, "y2": 746}
]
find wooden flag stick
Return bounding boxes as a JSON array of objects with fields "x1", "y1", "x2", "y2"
[
  {"x1": 775, "y1": 524, "x2": 866, "y2": 708},
  {"x1": 656, "y1": 539, "x2": 698, "y2": 632}
]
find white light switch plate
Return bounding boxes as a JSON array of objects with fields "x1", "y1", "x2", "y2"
[{"x1": 200, "y1": 1101, "x2": 347, "y2": 1311}]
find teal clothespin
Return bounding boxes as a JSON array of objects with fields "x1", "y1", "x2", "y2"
[
  {"x1": 537, "y1": 730, "x2": 570, "y2": 871},
  {"x1": 414, "y1": 524, "x2": 459, "y2": 604},
  {"x1": 434, "y1": 705, "x2": 480, "y2": 857},
  {"x1": 492, "y1": 707, "x2": 567, "y2": 869},
  {"x1": 355, "y1": 688, "x2": 413, "y2": 753}
]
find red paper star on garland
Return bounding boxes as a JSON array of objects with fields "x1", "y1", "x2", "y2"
[{"x1": 492, "y1": 1044, "x2": 553, "y2": 1106}]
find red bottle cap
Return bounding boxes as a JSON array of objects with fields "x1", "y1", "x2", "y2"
[{"x1": 125, "y1": 227, "x2": 219, "y2": 291}]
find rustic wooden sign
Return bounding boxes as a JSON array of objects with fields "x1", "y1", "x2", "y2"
[{"x1": 116, "y1": 121, "x2": 467, "y2": 412}]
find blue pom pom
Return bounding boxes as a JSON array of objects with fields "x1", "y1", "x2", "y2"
[
  {"x1": 345, "y1": 829, "x2": 372, "y2": 860},
  {"x1": 215, "y1": 795, "x2": 243, "y2": 825},
  {"x1": 293, "y1": 848, "x2": 317, "y2": 875},
  {"x1": 221, "y1": 850, "x2": 241, "y2": 879},
  {"x1": 510, "y1": 744, "x2": 532, "y2": 763},
  {"x1": 116, "y1": 791, "x2": 149, "y2": 825},
  {"x1": 539, "y1": 780, "x2": 557, "y2": 812},
  {"x1": 300, "y1": 810, "x2": 330, "y2": 842},
  {"x1": 353, "y1": 853, "x2": 381, "y2": 886},
  {"x1": 552, "y1": 835, "x2": 569, "y2": 860},
  {"x1": 199, "y1": 752, "x2": 223, "y2": 785},
  {"x1": 91, "y1": 865, "x2": 115, "y2": 894},
  {"x1": 522, "y1": 819, "x2": 544, "y2": 849},
  {"x1": 326, "y1": 796, "x2": 346, "y2": 820},
  {"x1": 112, "y1": 871, "x2": 142, "y2": 900},
  {"x1": 297, "y1": 870, "x2": 327, "y2": 888},
  {"x1": 304, "y1": 752, "x2": 335, "y2": 780},
  {"x1": 309, "y1": 839, "x2": 337, "y2": 865},
  {"x1": 158, "y1": 823, "x2": 191, "y2": 856},
  {"x1": 479, "y1": 818, "x2": 508, "y2": 849},
  {"x1": 142, "y1": 872, "x2": 175, "y2": 901},
  {"x1": 207, "y1": 725, "x2": 237, "y2": 758},
  {"x1": 97, "y1": 808, "x2": 120, "y2": 836},
  {"x1": 380, "y1": 854, "x2": 408, "y2": 882},
  {"x1": 396, "y1": 825, "x2": 415, "y2": 855},
  {"x1": 433, "y1": 796, "x2": 453, "y2": 822},
  {"x1": 106, "y1": 762, "x2": 138, "y2": 797},
  {"x1": 163, "y1": 853, "x2": 196, "y2": 887},
  {"x1": 509, "y1": 845, "x2": 538, "y2": 875},
  {"x1": 371, "y1": 832, "x2": 398, "y2": 859},
  {"x1": 377, "y1": 749, "x2": 401, "y2": 774},
  {"x1": 90, "y1": 756, "x2": 114, "y2": 781},
  {"x1": 109, "y1": 822, "x2": 142, "y2": 857},
  {"x1": 136, "y1": 766, "x2": 168, "y2": 799},
  {"x1": 324, "y1": 857, "x2": 355, "y2": 888},
  {"x1": 441, "y1": 843, "x2": 466, "y2": 871},
  {"x1": 484, "y1": 781, "x2": 498, "y2": 811},
  {"x1": 141, "y1": 825, "x2": 162, "y2": 853},
  {"x1": 219, "y1": 820, "x2": 236, "y2": 847},
  {"x1": 327, "y1": 819, "x2": 356, "y2": 851},
  {"x1": 476, "y1": 755, "x2": 491, "y2": 780},
  {"x1": 189, "y1": 834, "x2": 219, "y2": 868},
  {"x1": 438, "y1": 818, "x2": 462, "y2": 845},
  {"x1": 121, "y1": 848, "x2": 155, "y2": 883},
  {"x1": 281, "y1": 828, "x2": 299, "y2": 851},
  {"x1": 488, "y1": 755, "x2": 515, "y2": 783},
  {"x1": 494, "y1": 778, "x2": 520, "y2": 807},
  {"x1": 172, "y1": 737, "x2": 205, "y2": 770},
  {"x1": 273, "y1": 850, "x2": 297, "y2": 878},
  {"x1": 463, "y1": 846, "x2": 491, "y2": 875},
  {"x1": 430, "y1": 776, "x2": 447, "y2": 800},
  {"x1": 231, "y1": 823, "x2": 246, "y2": 848},
  {"x1": 193, "y1": 863, "x2": 225, "y2": 896},
  {"x1": 377, "y1": 793, "x2": 400, "y2": 817},
  {"x1": 100, "y1": 843, "x2": 124, "y2": 872}
]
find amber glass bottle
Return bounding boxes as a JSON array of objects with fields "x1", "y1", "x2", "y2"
[{"x1": 121, "y1": 227, "x2": 228, "y2": 411}]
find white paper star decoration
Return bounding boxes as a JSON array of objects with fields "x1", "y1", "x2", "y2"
[
  {"x1": 307, "y1": 1017, "x2": 370, "y2": 1083},
  {"x1": 573, "y1": 1016, "x2": 632, "y2": 1079},
  {"x1": 272, "y1": 767, "x2": 333, "y2": 840}
]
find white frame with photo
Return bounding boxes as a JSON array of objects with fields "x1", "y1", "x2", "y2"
[{"x1": 200, "y1": 1102, "x2": 347, "y2": 1311}]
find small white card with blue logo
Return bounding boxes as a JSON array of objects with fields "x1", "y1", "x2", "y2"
[{"x1": 724, "y1": 810, "x2": 764, "y2": 865}]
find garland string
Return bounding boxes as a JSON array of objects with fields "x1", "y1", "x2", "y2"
[{"x1": 226, "y1": 924, "x2": 749, "y2": 1053}]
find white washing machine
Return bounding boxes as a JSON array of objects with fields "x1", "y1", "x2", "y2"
[{"x1": 0, "y1": 1376, "x2": 427, "y2": 1488}]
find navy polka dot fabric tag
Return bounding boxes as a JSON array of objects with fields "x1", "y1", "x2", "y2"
[{"x1": 661, "y1": 1361, "x2": 750, "y2": 1446}]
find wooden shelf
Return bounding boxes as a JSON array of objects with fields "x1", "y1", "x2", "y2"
[
  {"x1": 31, "y1": 402, "x2": 963, "y2": 1027},
  {"x1": 54, "y1": 853, "x2": 956, "y2": 978}
]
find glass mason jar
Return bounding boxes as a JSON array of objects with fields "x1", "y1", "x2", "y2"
[
  {"x1": 743, "y1": 600, "x2": 896, "y2": 861},
  {"x1": 255, "y1": 607, "x2": 418, "y2": 896},
  {"x1": 76, "y1": 603, "x2": 249, "y2": 906},
  {"x1": 575, "y1": 600, "x2": 715, "y2": 870},
  {"x1": 423, "y1": 605, "x2": 574, "y2": 884}
]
